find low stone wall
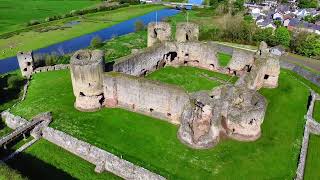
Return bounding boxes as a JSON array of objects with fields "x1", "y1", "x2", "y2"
[
  {"x1": 42, "y1": 127, "x2": 165, "y2": 180},
  {"x1": 0, "y1": 111, "x2": 29, "y2": 129},
  {"x1": 295, "y1": 91, "x2": 320, "y2": 180},
  {"x1": 104, "y1": 72, "x2": 190, "y2": 124},
  {"x1": 1, "y1": 111, "x2": 165, "y2": 179},
  {"x1": 33, "y1": 64, "x2": 69, "y2": 74}
]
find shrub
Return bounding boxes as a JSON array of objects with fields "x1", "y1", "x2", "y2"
[
  {"x1": 90, "y1": 36, "x2": 103, "y2": 48},
  {"x1": 295, "y1": 33, "x2": 320, "y2": 58},
  {"x1": 134, "y1": 21, "x2": 144, "y2": 32},
  {"x1": 274, "y1": 27, "x2": 291, "y2": 47},
  {"x1": 27, "y1": 20, "x2": 40, "y2": 26},
  {"x1": 7, "y1": 75, "x2": 24, "y2": 89}
]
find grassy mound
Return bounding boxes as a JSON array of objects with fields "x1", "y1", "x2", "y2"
[{"x1": 9, "y1": 67, "x2": 310, "y2": 179}]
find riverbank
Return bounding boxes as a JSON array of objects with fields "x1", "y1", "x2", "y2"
[
  {"x1": 0, "y1": 4, "x2": 165, "y2": 60},
  {"x1": 0, "y1": 0, "x2": 100, "y2": 34}
]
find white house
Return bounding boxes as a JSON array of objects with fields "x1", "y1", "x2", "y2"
[
  {"x1": 283, "y1": 19, "x2": 291, "y2": 27},
  {"x1": 273, "y1": 12, "x2": 283, "y2": 21}
]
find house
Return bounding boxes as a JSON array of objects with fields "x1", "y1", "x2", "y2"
[
  {"x1": 270, "y1": 46, "x2": 286, "y2": 56},
  {"x1": 257, "y1": 19, "x2": 276, "y2": 29},
  {"x1": 283, "y1": 19, "x2": 291, "y2": 27},
  {"x1": 273, "y1": 12, "x2": 284, "y2": 21}
]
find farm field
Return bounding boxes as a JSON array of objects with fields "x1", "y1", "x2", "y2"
[
  {"x1": 304, "y1": 135, "x2": 320, "y2": 180},
  {"x1": 0, "y1": 4, "x2": 165, "y2": 60},
  {"x1": 7, "y1": 67, "x2": 311, "y2": 179},
  {"x1": 0, "y1": 0, "x2": 99, "y2": 34}
]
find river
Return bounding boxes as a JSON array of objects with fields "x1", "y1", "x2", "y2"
[{"x1": 0, "y1": 8, "x2": 179, "y2": 74}]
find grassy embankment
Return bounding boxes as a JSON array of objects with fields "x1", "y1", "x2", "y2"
[
  {"x1": 313, "y1": 101, "x2": 320, "y2": 122},
  {"x1": 8, "y1": 67, "x2": 310, "y2": 179},
  {"x1": 0, "y1": 4, "x2": 165, "y2": 60},
  {"x1": 0, "y1": 0, "x2": 100, "y2": 34}
]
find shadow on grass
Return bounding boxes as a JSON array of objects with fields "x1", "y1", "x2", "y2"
[
  {"x1": 0, "y1": 73, "x2": 26, "y2": 112},
  {"x1": 4, "y1": 151, "x2": 76, "y2": 180}
]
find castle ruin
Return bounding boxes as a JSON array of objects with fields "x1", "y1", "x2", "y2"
[{"x1": 18, "y1": 22, "x2": 280, "y2": 149}]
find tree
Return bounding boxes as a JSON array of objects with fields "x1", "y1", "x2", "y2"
[
  {"x1": 298, "y1": 0, "x2": 318, "y2": 8},
  {"x1": 295, "y1": 34, "x2": 320, "y2": 58},
  {"x1": 274, "y1": 27, "x2": 291, "y2": 47},
  {"x1": 232, "y1": 0, "x2": 245, "y2": 14},
  {"x1": 134, "y1": 21, "x2": 144, "y2": 32},
  {"x1": 90, "y1": 36, "x2": 103, "y2": 48},
  {"x1": 253, "y1": 28, "x2": 274, "y2": 45},
  {"x1": 274, "y1": 20, "x2": 282, "y2": 27}
]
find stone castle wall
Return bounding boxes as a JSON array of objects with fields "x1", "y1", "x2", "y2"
[
  {"x1": 113, "y1": 41, "x2": 220, "y2": 76},
  {"x1": 1, "y1": 111, "x2": 164, "y2": 180},
  {"x1": 104, "y1": 73, "x2": 190, "y2": 124},
  {"x1": 42, "y1": 127, "x2": 165, "y2": 180}
]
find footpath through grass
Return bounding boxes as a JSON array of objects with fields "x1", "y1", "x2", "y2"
[
  {"x1": 0, "y1": 4, "x2": 165, "y2": 60},
  {"x1": 9, "y1": 68, "x2": 309, "y2": 179}
]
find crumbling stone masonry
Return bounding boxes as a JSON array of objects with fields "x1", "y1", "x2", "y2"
[
  {"x1": 68, "y1": 22, "x2": 280, "y2": 149},
  {"x1": 147, "y1": 22, "x2": 171, "y2": 47},
  {"x1": 175, "y1": 22, "x2": 199, "y2": 42},
  {"x1": 1, "y1": 111, "x2": 164, "y2": 180},
  {"x1": 17, "y1": 51, "x2": 34, "y2": 79},
  {"x1": 295, "y1": 91, "x2": 320, "y2": 180},
  {"x1": 70, "y1": 50, "x2": 105, "y2": 111}
]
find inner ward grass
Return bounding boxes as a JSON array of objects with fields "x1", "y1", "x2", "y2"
[
  {"x1": 217, "y1": 52, "x2": 232, "y2": 67},
  {"x1": 9, "y1": 68, "x2": 309, "y2": 179},
  {"x1": 304, "y1": 135, "x2": 320, "y2": 180},
  {"x1": 147, "y1": 66, "x2": 237, "y2": 92}
]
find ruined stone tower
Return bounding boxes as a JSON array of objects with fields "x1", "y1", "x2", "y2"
[
  {"x1": 147, "y1": 22, "x2": 171, "y2": 47},
  {"x1": 70, "y1": 50, "x2": 105, "y2": 111},
  {"x1": 17, "y1": 51, "x2": 34, "y2": 79},
  {"x1": 176, "y1": 22, "x2": 199, "y2": 42}
]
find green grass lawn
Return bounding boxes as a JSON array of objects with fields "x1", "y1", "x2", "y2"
[
  {"x1": 147, "y1": 66, "x2": 237, "y2": 92},
  {"x1": 9, "y1": 67, "x2": 310, "y2": 179},
  {"x1": 0, "y1": 123, "x2": 12, "y2": 138},
  {"x1": 0, "y1": 4, "x2": 165, "y2": 60},
  {"x1": 6, "y1": 139, "x2": 119, "y2": 180},
  {"x1": 0, "y1": 164, "x2": 26, "y2": 180},
  {"x1": 0, "y1": 0, "x2": 99, "y2": 34},
  {"x1": 304, "y1": 135, "x2": 320, "y2": 180},
  {"x1": 101, "y1": 31, "x2": 147, "y2": 62},
  {"x1": 217, "y1": 52, "x2": 232, "y2": 67},
  {"x1": 313, "y1": 101, "x2": 320, "y2": 122}
]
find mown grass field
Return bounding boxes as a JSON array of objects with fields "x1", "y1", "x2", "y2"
[
  {"x1": 0, "y1": 0, "x2": 100, "y2": 34},
  {"x1": 304, "y1": 135, "x2": 320, "y2": 180},
  {"x1": 0, "y1": 4, "x2": 165, "y2": 60},
  {"x1": 313, "y1": 101, "x2": 320, "y2": 122},
  {"x1": 8, "y1": 67, "x2": 311, "y2": 179}
]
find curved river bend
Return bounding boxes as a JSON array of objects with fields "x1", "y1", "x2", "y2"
[{"x1": 0, "y1": 9, "x2": 179, "y2": 74}]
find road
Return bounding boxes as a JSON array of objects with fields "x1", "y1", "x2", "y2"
[{"x1": 215, "y1": 42, "x2": 320, "y2": 73}]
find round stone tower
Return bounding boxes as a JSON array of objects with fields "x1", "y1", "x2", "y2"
[
  {"x1": 147, "y1": 22, "x2": 171, "y2": 47},
  {"x1": 17, "y1": 51, "x2": 34, "y2": 79},
  {"x1": 176, "y1": 22, "x2": 199, "y2": 43},
  {"x1": 70, "y1": 49, "x2": 105, "y2": 111}
]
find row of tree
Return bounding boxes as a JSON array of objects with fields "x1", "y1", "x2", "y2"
[{"x1": 199, "y1": 15, "x2": 320, "y2": 59}]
